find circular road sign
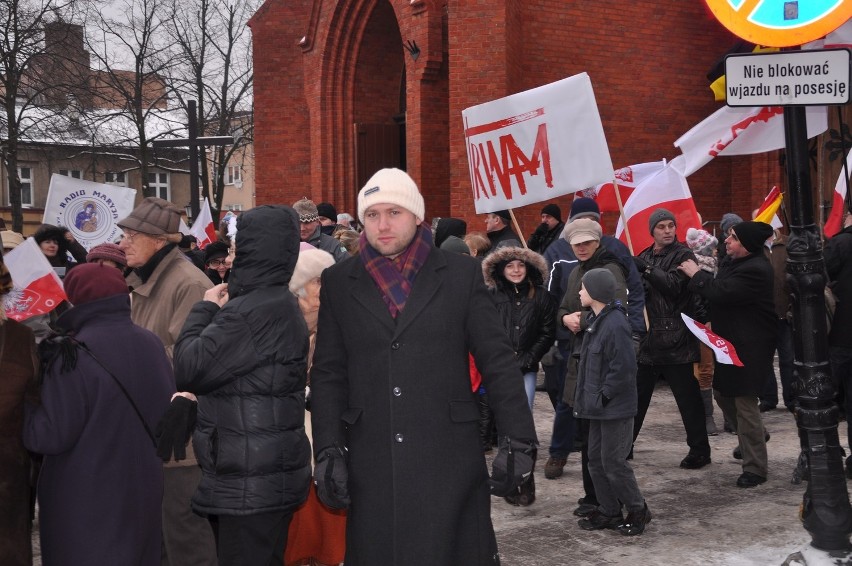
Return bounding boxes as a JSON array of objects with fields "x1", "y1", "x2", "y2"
[{"x1": 704, "y1": 0, "x2": 852, "y2": 47}]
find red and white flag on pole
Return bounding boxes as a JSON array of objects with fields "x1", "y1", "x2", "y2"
[
  {"x1": 673, "y1": 105, "x2": 827, "y2": 177},
  {"x1": 580, "y1": 161, "x2": 666, "y2": 213},
  {"x1": 614, "y1": 156, "x2": 701, "y2": 253},
  {"x1": 2, "y1": 238, "x2": 67, "y2": 321},
  {"x1": 680, "y1": 313, "x2": 744, "y2": 366},
  {"x1": 190, "y1": 198, "x2": 217, "y2": 249},
  {"x1": 825, "y1": 150, "x2": 851, "y2": 239}
]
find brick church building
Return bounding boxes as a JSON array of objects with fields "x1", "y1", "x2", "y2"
[{"x1": 248, "y1": 1, "x2": 836, "y2": 236}]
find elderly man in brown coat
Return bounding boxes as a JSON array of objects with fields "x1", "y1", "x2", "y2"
[{"x1": 117, "y1": 197, "x2": 216, "y2": 565}]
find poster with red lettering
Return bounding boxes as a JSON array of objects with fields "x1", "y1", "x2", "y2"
[{"x1": 462, "y1": 73, "x2": 614, "y2": 214}]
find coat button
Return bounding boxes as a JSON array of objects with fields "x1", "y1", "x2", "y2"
[
  {"x1": 395, "y1": 433, "x2": 404, "y2": 443},
  {"x1": 393, "y1": 386, "x2": 402, "y2": 396},
  {"x1": 391, "y1": 341, "x2": 400, "y2": 350}
]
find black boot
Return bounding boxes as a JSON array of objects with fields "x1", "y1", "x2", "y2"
[{"x1": 618, "y1": 503, "x2": 652, "y2": 536}]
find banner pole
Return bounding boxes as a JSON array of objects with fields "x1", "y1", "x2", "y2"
[
  {"x1": 613, "y1": 179, "x2": 635, "y2": 255},
  {"x1": 508, "y1": 209, "x2": 528, "y2": 249}
]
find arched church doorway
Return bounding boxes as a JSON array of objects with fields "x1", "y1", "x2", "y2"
[{"x1": 352, "y1": 0, "x2": 406, "y2": 189}]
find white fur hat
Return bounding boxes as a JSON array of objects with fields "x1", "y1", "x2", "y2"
[
  {"x1": 289, "y1": 248, "x2": 335, "y2": 294},
  {"x1": 357, "y1": 168, "x2": 425, "y2": 222}
]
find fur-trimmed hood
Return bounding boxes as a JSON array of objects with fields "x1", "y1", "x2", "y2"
[{"x1": 481, "y1": 246, "x2": 548, "y2": 290}]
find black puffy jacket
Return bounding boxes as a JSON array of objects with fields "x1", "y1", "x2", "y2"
[
  {"x1": 482, "y1": 247, "x2": 557, "y2": 373},
  {"x1": 636, "y1": 240, "x2": 705, "y2": 365},
  {"x1": 174, "y1": 205, "x2": 311, "y2": 517}
]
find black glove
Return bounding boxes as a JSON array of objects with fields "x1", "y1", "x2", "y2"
[
  {"x1": 532, "y1": 223, "x2": 549, "y2": 237},
  {"x1": 315, "y1": 444, "x2": 350, "y2": 510},
  {"x1": 601, "y1": 394, "x2": 611, "y2": 407},
  {"x1": 489, "y1": 437, "x2": 537, "y2": 497},
  {"x1": 155, "y1": 396, "x2": 197, "y2": 462},
  {"x1": 633, "y1": 256, "x2": 650, "y2": 273}
]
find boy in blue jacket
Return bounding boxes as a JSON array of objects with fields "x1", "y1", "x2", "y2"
[{"x1": 574, "y1": 268, "x2": 651, "y2": 536}]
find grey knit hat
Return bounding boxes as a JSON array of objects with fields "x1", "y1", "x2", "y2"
[
  {"x1": 293, "y1": 198, "x2": 320, "y2": 223},
  {"x1": 117, "y1": 197, "x2": 182, "y2": 235},
  {"x1": 582, "y1": 268, "x2": 616, "y2": 304},
  {"x1": 648, "y1": 208, "x2": 676, "y2": 234}
]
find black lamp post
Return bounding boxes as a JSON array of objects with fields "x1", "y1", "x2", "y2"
[{"x1": 784, "y1": 105, "x2": 852, "y2": 551}]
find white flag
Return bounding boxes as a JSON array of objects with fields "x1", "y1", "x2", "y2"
[
  {"x1": 463, "y1": 73, "x2": 614, "y2": 213},
  {"x1": 190, "y1": 198, "x2": 217, "y2": 249},
  {"x1": 673, "y1": 106, "x2": 828, "y2": 177},
  {"x1": 2, "y1": 238, "x2": 67, "y2": 321},
  {"x1": 681, "y1": 313, "x2": 744, "y2": 366}
]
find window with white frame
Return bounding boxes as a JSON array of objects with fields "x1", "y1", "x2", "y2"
[
  {"x1": 226, "y1": 165, "x2": 242, "y2": 186},
  {"x1": 18, "y1": 167, "x2": 33, "y2": 206},
  {"x1": 59, "y1": 169, "x2": 82, "y2": 179},
  {"x1": 223, "y1": 203, "x2": 243, "y2": 212},
  {"x1": 105, "y1": 171, "x2": 127, "y2": 186},
  {"x1": 148, "y1": 172, "x2": 170, "y2": 200}
]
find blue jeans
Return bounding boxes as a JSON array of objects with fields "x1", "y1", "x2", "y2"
[
  {"x1": 523, "y1": 371, "x2": 537, "y2": 411},
  {"x1": 587, "y1": 417, "x2": 644, "y2": 516}
]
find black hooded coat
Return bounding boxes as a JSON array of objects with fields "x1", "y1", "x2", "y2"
[{"x1": 174, "y1": 205, "x2": 311, "y2": 516}]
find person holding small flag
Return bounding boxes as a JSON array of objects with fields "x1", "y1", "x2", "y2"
[{"x1": 679, "y1": 221, "x2": 777, "y2": 488}]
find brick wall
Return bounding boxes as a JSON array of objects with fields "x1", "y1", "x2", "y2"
[{"x1": 252, "y1": 0, "x2": 785, "y2": 240}]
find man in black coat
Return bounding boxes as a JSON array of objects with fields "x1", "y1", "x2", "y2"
[
  {"x1": 310, "y1": 168, "x2": 537, "y2": 566},
  {"x1": 824, "y1": 210, "x2": 852, "y2": 476},
  {"x1": 632, "y1": 208, "x2": 711, "y2": 469},
  {"x1": 679, "y1": 221, "x2": 777, "y2": 488},
  {"x1": 174, "y1": 206, "x2": 312, "y2": 565},
  {"x1": 527, "y1": 203, "x2": 565, "y2": 254},
  {"x1": 484, "y1": 209, "x2": 521, "y2": 252}
]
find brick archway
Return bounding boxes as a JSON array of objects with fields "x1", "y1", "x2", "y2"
[{"x1": 307, "y1": 0, "x2": 449, "y2": 218}]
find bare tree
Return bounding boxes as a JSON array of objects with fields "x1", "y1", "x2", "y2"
[
  {"x1": 84, "y1": 0, "x2": 180, "y2": 198},
  {"x1": 0, "y1": 0, "x2": 90, "y2": 232},
  {"x1": 165, "y1": 0, "x2": 255, "y2": 221}
]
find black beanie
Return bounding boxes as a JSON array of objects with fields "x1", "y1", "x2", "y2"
[
  {"x1": 582, "y1": 268, "x2": 616, "y2": 304},
  {"x1": 732, "y1": 221, "x2": 773, "y2": 254},
  {"x1": 569, "y1": 198, "x2": 601, "y2": 220},
  {"x1": 317, "y1": 202, "x2": 338, "y2": 221},
  {"x1": 648, "y1": 208, "x2": 676, "y2": 234},
  {"x1": 494, "y1": 210, "x2": 511, "y2": 223},
  {"x1": 204, "y1": 241, "x2": 229, "y2": 263},
  {"x1": 541, "y1": 203, "x2": 562, "y2": 223}
]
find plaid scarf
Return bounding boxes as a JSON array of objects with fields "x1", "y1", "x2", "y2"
[{"x1": 360, "y1": 224, "x2": 433, "y2": 318}]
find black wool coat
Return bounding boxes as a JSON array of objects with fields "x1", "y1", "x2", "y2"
[
  {"x1": 689, "y1": 252, "x2": 777, "y2": 397},
  {"x1": 310, "y1": 247, "x2": 537, "y2": 566}
]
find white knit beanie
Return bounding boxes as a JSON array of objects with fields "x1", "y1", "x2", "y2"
[
  {"x1": 357, "y1": 168, "x2": 425, "y2": 222},
  {"x1": 288, "y1": 248, "x2": 335, "y2": 294}
]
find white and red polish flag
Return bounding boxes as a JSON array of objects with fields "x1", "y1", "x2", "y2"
[
  {"x1": 825, "y1": 150, "x2": 852, "y2": 238},
  {"x1": 614, "y1": 156, "x2": 701, "y2": 253},
  {"x1": 680, "y1": 313, "x2": 744, "y2": 366},
  {"x1": 190, "y1": 198, "x2": 217, "y2": 249},
  {"x1": 2, "y1": 237, "x2": 67, "y2": 321},
  {"x1": 580, "y1": 161, "x2": 667, "y2": 213},
  {"x1": 673, "y1": 105, "x2": 827, "y2": 177}
]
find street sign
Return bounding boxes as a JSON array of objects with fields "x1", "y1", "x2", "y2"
[
  {"x1": 704, "y1": 0, "x2": 852, "y2": 47},
  {"x1": 725, "y1": 48, "x2": 851, "y2": 106}
]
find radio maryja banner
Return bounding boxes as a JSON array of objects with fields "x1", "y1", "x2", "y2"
[{"x1": 43, "y1": 174, "x2": 138, "y2": 250}]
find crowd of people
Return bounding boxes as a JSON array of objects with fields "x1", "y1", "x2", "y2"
[{"x1": 0, "y1": 170, "x2": 850, "y2": 565}]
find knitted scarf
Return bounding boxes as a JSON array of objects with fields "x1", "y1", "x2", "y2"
[{"x1": 360, "y1": 224, "x2": 433, "y2": 318}]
